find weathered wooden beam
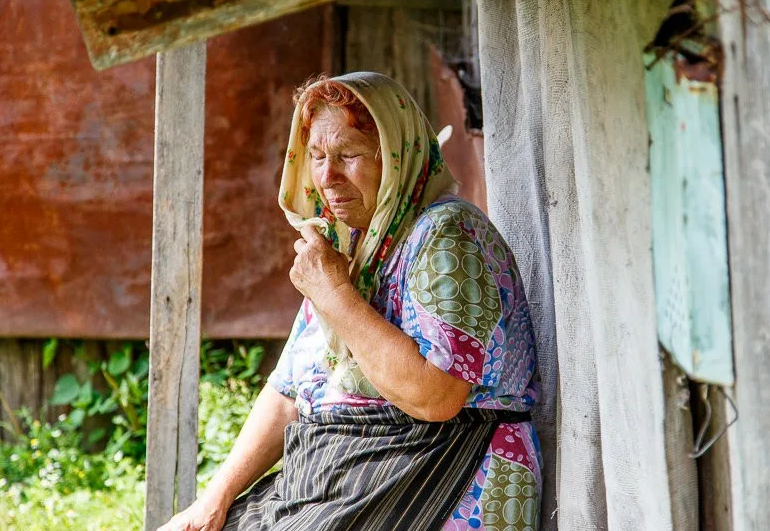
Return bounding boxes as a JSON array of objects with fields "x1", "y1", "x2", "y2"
[
  {"x1": 70, "y1": 0, "x2": 460, "y2": 70},
  {"x1": 339, "y1": 0, "x2": 460, "y2": 8},
  {"x1": 71, "y1": 0, "x2": 332, "y2": 70},
  {"x1": 144, "y1": 42, "x2": 205, "y2": 531},
  {"x1": 718, "y1": 1, "x2": 770, "y2": 528}
]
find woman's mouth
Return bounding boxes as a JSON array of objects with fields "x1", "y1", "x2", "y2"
[{"x1": 328, "y1": 197, "x2": 353, "y2": 206}]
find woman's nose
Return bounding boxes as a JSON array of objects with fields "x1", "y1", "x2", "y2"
[{"x1": 319, "y1": 159, "x2": 344, "y2": 186}]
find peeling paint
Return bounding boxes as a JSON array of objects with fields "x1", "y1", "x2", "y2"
[{"x1": 674, "y1": 57, "x2": 717, "y2": 84}]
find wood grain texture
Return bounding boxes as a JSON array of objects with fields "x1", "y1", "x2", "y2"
[
  {"x1": 0, "y1": 339, "x2": 77, "y2": 441},
  {"x1": 71, "y1": 0, "x2": 333, "y2": 70},
  {"x1": 695, "y1": 387, "x2": 735, "y2": 531},
  {"x1": 718, "y1": 1, "x2": 770, "y2": 528},
  {"x1": 144, "y1": 43, "x2": 205, "y2": 531},
  {"x1": 0, "y1": 340, "x2": 39, "y2": 442},
  {"x1": 661, "y1": 353, "x2": 698, "y2": 531},
  {"x1": 344, "y1": 6, "x2": 443, "y2": 125}
]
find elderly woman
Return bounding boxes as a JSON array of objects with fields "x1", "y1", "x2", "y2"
[{"x1": 159, "y1": 72, "x2": 541, "y2": 531}]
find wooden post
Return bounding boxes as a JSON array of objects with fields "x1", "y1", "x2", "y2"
[
  {"x1": 145, "y1": 43, "x2": 206, "y2": 531},
  {"x1": 719, "y1": 1, "x2": 770, "y2": 528}
]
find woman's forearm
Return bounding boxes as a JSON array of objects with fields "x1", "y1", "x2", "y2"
[
  {"x1": 315, "y1": 284, "x2": 470, "y2": 421},
  {"x1": 200, "y1": 385, "x2": 298, "y2": 506}
]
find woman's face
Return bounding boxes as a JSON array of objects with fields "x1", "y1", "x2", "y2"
[{"x1": 307, "y1": 107, "x2": 382, "y2": 230}]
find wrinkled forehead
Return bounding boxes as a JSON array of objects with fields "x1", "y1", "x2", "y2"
[{"x1": 308, "y1": 106, "x2": 379, "y2": 150}]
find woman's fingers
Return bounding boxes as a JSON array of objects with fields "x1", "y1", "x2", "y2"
[{"x1": 300, "y1": 224, "x2": 323, "y2": 242}]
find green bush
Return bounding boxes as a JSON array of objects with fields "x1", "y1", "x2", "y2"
[
  {"x1": 0, "y1": 409, "x2": 116, "y2": 494},
  {"x1": 0, "y1": 338, "x2": 269, "y2": 531},
  {"x1": 39, "y1": 339, "x2": 265, "y2": 463},
  {"x1": 0, "y1": 408, "x2": 146, "y2": 530}
]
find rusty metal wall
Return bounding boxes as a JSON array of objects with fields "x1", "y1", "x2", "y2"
[{"x1": 0, "y1": 1, "x2": 335, "y2": 338}]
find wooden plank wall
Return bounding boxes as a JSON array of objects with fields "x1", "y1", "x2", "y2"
[
  {"x1": 344, "y1": 5, "x2": 453, "y2": 125},
  {"x1": 718, "y1": 1, "x2": 770, "y2": 528},
  {"x1": 0, "y1": 339, "x2": 109, "y2": 442},
  {"x1": 0, "y1": 337, "x2": 284, "y2": 444}
]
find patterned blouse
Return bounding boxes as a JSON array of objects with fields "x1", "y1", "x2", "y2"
[{"x1": 268, "y1": 196, "x2": 542, "y2": 531}]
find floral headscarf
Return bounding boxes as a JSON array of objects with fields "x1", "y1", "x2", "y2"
[{"x1": 279, "y1": 72, "x2": 456, "y2": 397}]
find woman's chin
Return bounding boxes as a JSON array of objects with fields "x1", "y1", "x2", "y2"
[
  {"x1": 329, "y1": 205, "x2": 373, "y2": 229},
  {"x1": 330, "y1": 208, "x2": 355, "y2": 224}
]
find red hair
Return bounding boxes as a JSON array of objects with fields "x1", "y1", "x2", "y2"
[{"x1": 293, "y1": 75, "x2": 378, "y2": 145}]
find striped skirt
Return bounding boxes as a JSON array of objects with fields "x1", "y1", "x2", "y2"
[{"x1": 223, "y1": 406, "x2": 531, "y2": 531}]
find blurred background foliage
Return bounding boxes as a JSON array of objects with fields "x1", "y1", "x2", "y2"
[{"x1": 0, "y1": 339, "x2": 268, "y2": 531}]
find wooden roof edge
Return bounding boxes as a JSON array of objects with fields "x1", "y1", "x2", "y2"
[{"x1": 71, "y1": 0, "x2": 462, "y2": 71}]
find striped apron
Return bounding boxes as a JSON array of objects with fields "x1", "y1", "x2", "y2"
[{"x1": 223, "y1": 406, "x2": 531, "y2": 531}]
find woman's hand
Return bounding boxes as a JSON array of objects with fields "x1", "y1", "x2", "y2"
[
  {"x1": 290, "y1": 225, "x2": 351, "y2": 304},
  {"x1": 156, "y1": 492, "x2": 228, "y2": 531}
]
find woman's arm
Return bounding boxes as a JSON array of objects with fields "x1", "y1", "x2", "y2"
[
  {"x1": 202, "y1": 385, "x2": 297, "y2": 504},
  {"x1": 317, "y1": 283, "x2": 471, "y2": 422},
  {"x1": 291, "y1": 226, "x2": 471, "y2": 422},
  {"x1": 157, "y1": 385, "x2": 297, "y2": 531}
]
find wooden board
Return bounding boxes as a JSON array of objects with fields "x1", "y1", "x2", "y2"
[
  {"x1": 644, "y1": 50, "x2": 734, "y2": 386},
  {"x1": 344, "y1": 6, "x2": 447, "y2": 125},
  {"x1": 661, "y1": 352, "x2": 698, "y2": 531},
  {"x1": 70, "y1": 0, "x2": 331, "y2": 70},
  {"x1": 718, "y1": 0, "x2": 770, "y2": 528},
  {"x1": 144, "y1": 43, "x2": 205, "y2": 530},
  {"x1": 69, "y1": 0, "x2": 460, "y2": 71}
]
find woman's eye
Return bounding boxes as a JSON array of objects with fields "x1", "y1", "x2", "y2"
[{"x1": 341, "y1": 154, "x2": 358, "y2": 161}]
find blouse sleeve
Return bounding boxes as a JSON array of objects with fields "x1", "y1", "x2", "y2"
[
  {"x1": 401, "y1": 208, "x2": 505, "y2": 388},
  {"x1": 266, "y1": 301, "x2": 309, "y2": 398}
]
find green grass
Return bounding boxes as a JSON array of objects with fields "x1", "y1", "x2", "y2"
[{"x1": 0, "y1": 474, "x2": 144, "y2": 531}]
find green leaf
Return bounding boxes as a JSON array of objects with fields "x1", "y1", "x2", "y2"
[
  {"x1": 73, "y1": 381, "x2": 94, "y2": 408},
  {"x1": 126, "y1": 374, "x2": 142, "y2": 401},
  {"x1": 108, "y1": 349, "x2": 131, "y2": 376},
  {"x1": 42, "y1": 338, "x2": 58, "y2": 369},
  {"x1": 247, "y1": 346, "x2": 264, "y2": 372},
  {"x1": 132, "y1": 357, "x2": 149, "y2": 378},
  {"x1": 51, "y1": 374, "x2": 80, "y2": 406},
  {"x1": 67, "y1": 408, "x2": 85, "y2": 428},
  {"x1": 97, "y1": 395, "x2": 118, "y2": 414},
  {"x1": 118, "y1": 378, "x2": 130, "y2": 407},
  {"x1": 87, "y1": 359, "x2": 101, "y2": 376},
  {"x1": 87, "y1": 396, "x2": 104, "y2": 416},
  {"x1": 87, "y1": 427, "x2": 106, "y2": 445}
]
